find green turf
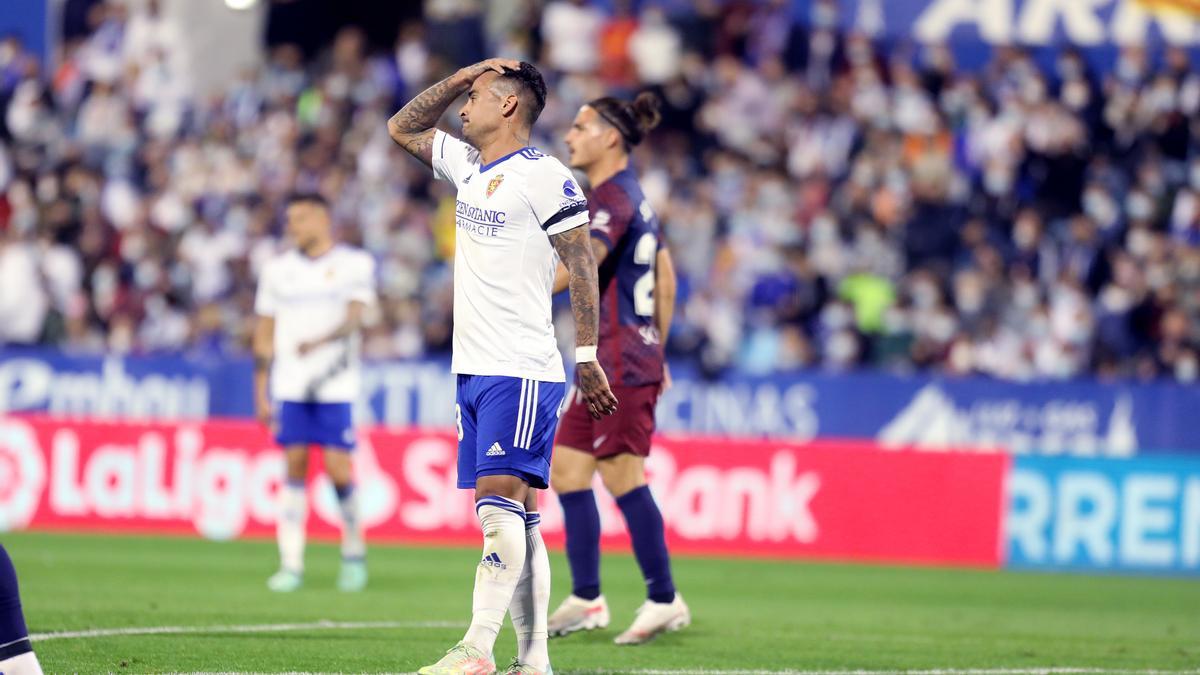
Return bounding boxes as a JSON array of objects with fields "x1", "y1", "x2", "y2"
[{"x1": 2, "y1": 531, "x2": 1198, "y2": 673}]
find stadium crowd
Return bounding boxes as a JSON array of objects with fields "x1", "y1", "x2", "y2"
[{"x1": 0, "y1": 0, "x2": 1198, "y2": 383}]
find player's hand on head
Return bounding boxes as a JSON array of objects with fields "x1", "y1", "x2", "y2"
[
  {"x1": 458, "y1": 58, "x2": 522, "y2": 82},
  {"x1": 576, "y1": 361, "x2": 618, "y2": 419}
]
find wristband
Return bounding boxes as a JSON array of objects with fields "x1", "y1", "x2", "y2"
[{"x1": 575, "y1": 346, "x2": 598, "y2": 363}]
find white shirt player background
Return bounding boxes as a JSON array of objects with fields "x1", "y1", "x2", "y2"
[
  {"x1": 254, "y1": 246, "x2": 377, "y2": 403},
  {"x1": 432, "y1": 129, "x2": 589, "y2": 383}
]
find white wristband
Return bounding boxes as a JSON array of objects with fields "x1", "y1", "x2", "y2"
[{"x1": 575, "y1": 346, "x2": 598, "y2": 363}]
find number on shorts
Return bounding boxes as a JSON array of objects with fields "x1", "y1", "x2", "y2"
[{"x1": 455, "y1": 404, "x2": 464, "y2": 441}]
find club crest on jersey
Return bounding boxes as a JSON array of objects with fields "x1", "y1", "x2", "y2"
[{"x1": 486, "y1": 174, "x2": 505, "y2": 198}]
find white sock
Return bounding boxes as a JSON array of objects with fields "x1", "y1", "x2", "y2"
[
  {"x1": 462, "y1": 496, "x2": 527, "y2": 654},
  {"x1": 509, "y1": 512, "x2": 551, "y2": 669},
  {"x1": 277, "y1": 480, "x2": 307, "y2": 573},
  {"x1": 0, "y1": 648, "x2": 44, "y2": 675},
  {"x1": 336, "y1": 484, "x2": 366, "y2": 561}
]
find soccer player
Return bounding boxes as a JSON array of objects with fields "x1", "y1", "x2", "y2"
[
  {"x1": 0, "y1": 544, "x2": 43, "y2": 675},
  {"x1": 389, "y1": 59, "x2": 618, "y2": 675},
  {"x1": 253, "y1": 192, "x2": 377, "y2": 593},
  {"x1": 547, "y1": 93, "x2": 688, "y2": 645}
]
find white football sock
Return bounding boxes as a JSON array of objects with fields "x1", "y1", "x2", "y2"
[
  {"x1": 462, "y1": 496, "x2": 527, "y2": 654},
  {"x1": 509, "y1": 512, "x2": 551, "y2": 669},
  {"x1": 0, "y1": 648, "x2": 44, "y2": 675},
  {"x1": 277, "y1": 480, "x2": 307, "y2": 573},
  {"x1": 336, "y1": 484, "x2": 365, "y2": 561}
]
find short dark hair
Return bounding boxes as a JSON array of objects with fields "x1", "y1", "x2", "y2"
[
  {"x1": 285, "y1": 191, "x2": 329, "y2": 209},
  {"x1": 497, "y1": 62, "x2": 547, "y2": 127}
]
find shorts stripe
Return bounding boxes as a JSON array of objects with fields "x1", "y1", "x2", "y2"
[
  {"x1": 513, "y1": 379, "x2": 529, "y2": 448},
  {"x1": 521, "y1": 381, "x2": 539, "y2": 449}
]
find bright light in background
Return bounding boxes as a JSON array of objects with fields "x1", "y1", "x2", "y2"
[{"x1": 224, "y1": 0, "x2": 258, "y2": 10}]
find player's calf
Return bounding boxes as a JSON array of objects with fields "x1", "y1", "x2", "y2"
[{"x1": 0, "y1": 545, "x2": 44, "y2": 675}]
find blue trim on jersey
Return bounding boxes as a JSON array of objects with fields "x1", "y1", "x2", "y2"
[
  {"x1": 479, "y1": 146, "x2": 540, "y2": 173},
  {"x1": 542, "y1": 201, "x2": 588, "y2": 231}
]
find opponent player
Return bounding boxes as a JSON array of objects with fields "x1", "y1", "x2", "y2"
[
  {"x1": 390, "y1": 59, "x2": 618, "y2": 675},
  {"x1": 547, "y1": 93, "x2": 688, "y2": 645},
  {"x1": 253, "y1": 192, "x2": 376, "y2": 593},
  {"x1": 0, "y1": 544, "x2": 43, "y2": 674}
]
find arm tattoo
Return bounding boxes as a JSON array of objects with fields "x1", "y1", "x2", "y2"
[
  {"x1": 550, "y1": 226, "x2": 600, "y2": 348},
  {"x1": 388, "y1": 73, "x2": 470, "y2": 167},
  {"x1": 254, "y1": 355, "x2": 271, "y2": 372}
]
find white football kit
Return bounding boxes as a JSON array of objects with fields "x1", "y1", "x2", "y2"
[
  {"x1": 254, "y1": 245, "x2": 377, "y2": 403},
  {"x1": 432, "y1": 129, "x2": 589, "y2": 382}
]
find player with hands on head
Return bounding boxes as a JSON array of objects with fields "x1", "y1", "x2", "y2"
[{"x1": 390, "y1": 58, "x2": 617, "y2": 675}]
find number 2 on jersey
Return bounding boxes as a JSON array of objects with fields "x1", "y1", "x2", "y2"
[{"x1": 632, "y1": 201, "x2": 657, "y2": 317}]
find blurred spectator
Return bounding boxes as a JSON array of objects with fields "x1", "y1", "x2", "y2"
[{"x1": 0, "y1": 0, "x2": 1196, "y2": 383}]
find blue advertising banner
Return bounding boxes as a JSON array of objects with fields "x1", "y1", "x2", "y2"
[
  {"x1": 1007, "y1": 455, "x2": 1200, "y2": 574},
  {"x1": 0, "y1": 0, "x2": 48, "y2": 65},
  {"x1": 1, "y1": 348, "x2": 1198, "y2": 457},
  {"x1": 794, "y1": 0, "x2": 1200, "y2": 69}
]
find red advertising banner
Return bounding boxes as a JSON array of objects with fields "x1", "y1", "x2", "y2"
[{"x1": 0, "y1": 416, "x2": 1008, "y2": 566}]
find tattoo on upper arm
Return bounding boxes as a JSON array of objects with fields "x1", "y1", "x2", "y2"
[
  {"x1": 388, "y1": 73, "x2": 469, "y2": 168},
  {"x1": 391, "y1": 128, "x2": 435, "y2": 167},
  {"x1": 254, "y1": 355, "x2": 271, "y2": 372},
  {"x1": 550, "y1": 226, "x2": 600, "y2": 347}
]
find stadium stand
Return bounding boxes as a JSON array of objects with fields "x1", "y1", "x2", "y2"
[{"x1": 0, "y1": 0, "x2": 1197, "y2": 383}]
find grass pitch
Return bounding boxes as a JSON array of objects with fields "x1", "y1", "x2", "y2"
[{"x1": 3, "y1": 531, "x2": 1198, "y2": 673}]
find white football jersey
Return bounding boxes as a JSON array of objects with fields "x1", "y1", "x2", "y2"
[
  {"x1": 432, "y1": 129, "x2": 588, "y2": 382},
  {"x1": 254, "y1": 245, "x2": 377, "y2": 403}
]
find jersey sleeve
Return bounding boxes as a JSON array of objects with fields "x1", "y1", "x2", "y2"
[
  {"x1": 347, "y1": 252, "x2": 377, "y2": 305},
  {"x1": 253, "y1": 262, "x2": 277, "y2": 317},
  {"x1": 431, "y1": 129, "x2": 479, "y2": 184},
  {"x1": 587, "y1": 183, "x2": 633, "y2": 250},
  {"x1": 526, "y1": 160, "x2": 590, "y2": 236}
]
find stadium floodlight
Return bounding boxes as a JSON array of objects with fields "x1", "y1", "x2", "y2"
[{"x1": 224, "y1": 0, "x2": 257, "y2": 10}]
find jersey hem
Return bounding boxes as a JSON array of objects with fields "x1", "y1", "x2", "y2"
[{"x1": 451, "y1": 366, "x2": 566, "y2": 383}]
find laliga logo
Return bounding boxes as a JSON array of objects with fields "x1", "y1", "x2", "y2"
[{"x1": 0, "y1": 419, "x2": 47, "y2": 531}]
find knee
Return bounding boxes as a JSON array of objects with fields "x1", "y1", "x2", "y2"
[
  {"x1": 284, "y1": 451, "x2": 308, "y2": 481},
  {"x1": 474, "y1": 475, "x2": 528, "y2": 503},
  {"x1": 322, "y1": 452, "x2": 353, "y2": 486},
  {"x1": 598, "y1": 458, "x2": 646, "y2": 498},
  {"x1": 550, "y1": 461, "x2": 591, "y2": 495}
]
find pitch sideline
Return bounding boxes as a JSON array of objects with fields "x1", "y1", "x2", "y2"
[{"x1": 30, "y1": 619, "x2": 466, "y2": 641}]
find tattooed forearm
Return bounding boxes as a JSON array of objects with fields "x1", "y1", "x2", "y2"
[
  {"x1": 388, "y1": 73, "x2": 470, "y2": 167},
  {"x1": 550, "y1": 225, "x2": 600, "y2": 348}
]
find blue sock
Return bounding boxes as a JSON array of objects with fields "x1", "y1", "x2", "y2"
[
  {"x1": 616, "y1": 485, "x2": 676, "y2": 604},
  {"x1": 0, "y1": 544, "x2": 32, "y2": 657},
  {"x1": 558, "y1": 489, "x2": 601, "y2": 600}
]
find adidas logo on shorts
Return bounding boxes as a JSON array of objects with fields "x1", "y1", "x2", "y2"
[{"x1": 486, "y1": 442, "x2": 506, "y2": 457}]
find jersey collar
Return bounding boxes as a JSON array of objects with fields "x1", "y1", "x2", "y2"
[{"x1": 478, "y1": 146, "x2": 536, "y2": 173}]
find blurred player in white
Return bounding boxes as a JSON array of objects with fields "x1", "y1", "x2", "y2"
[
  {"x1": 390, "y1": 59, "x2": 618, "y2": 675},
  {"x1": 253, "y1": 192, "x2": 377, "y2": 593}
]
